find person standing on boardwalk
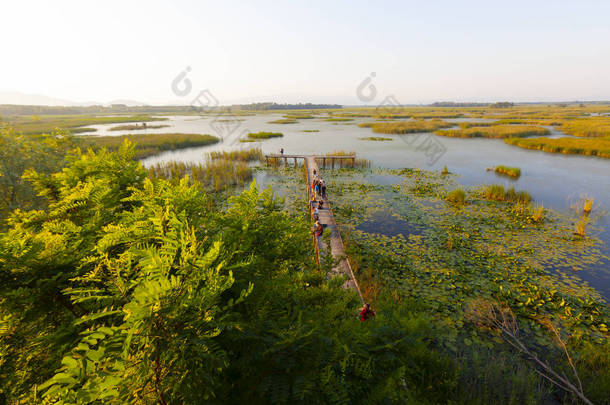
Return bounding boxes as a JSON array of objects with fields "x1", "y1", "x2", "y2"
[
  {"x1": 360, "y1": 303, "x2": 375, "y2": 322},
  {"x1": 314, "y1": 182, "x2": 320, "y2": 199},
  {"x1": 280, "y1": 148, "x2": 284, "y2": 155},
  {"x1": 321, "y1": 179, "x2": 326, "y2": 198}
]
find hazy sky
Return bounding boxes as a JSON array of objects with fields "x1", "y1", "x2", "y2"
[{"x1": 2, "y1": 0, "x2": 610, "y2": 105}]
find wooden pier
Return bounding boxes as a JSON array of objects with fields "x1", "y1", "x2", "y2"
[
  {"x1": 265, "y1": 154, "x2": 356, "y2": 169},
  {"x1": 267, "y1": 154, "x2": 364, "y2": 303}
]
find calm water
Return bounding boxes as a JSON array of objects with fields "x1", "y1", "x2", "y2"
[{"x1": 83, "y1": 114, "x2": 610, "y2": 298}]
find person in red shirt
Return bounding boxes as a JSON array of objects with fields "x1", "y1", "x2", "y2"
[{"x1": 360, "y1": 303, "x2": 375, "y2": 322}]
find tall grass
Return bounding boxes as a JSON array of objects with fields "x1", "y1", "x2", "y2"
[
  {"x1": 505, "y1": 136, "x2": 610, "y2": 159},
  {"x1": 247, "y1": 131, "x2": 283, "y2": 140},
  {"x1": 446, "y1": 188, "x2": 466, "y2": 205},
  {"x1": 483, "y1": 184, "x2": 531, "y2": 204},
  {"x1": 109, "y1": 123, "x2": 170, "y2": 131},
  {"x1": 4, "y1": 114, "x2": 167, "y2": 135},
  {"x1": 494, "y1": 165, "x2": 521, "y2": 178},
  {"x1": 583, "y1": 197, "x2": 594, "y2": 214},
  {"x1": 148, "y1": 159, "x2": 252, "y2": 191},
  {"x1": 436, "y1": 125, "x2": 550, "y2": 138},
  {"x1": 359, "y1": 119, "x2": 453, "y2": 134},
  {"x1": 558, "y1": 117, "x2": 610, "y2": 137},
  {"x1": 207, "y1": 148, "x2": 263, "y2": 162},
  {"x1": 86, "y1": 133, "x2": 219, "y2": 159},
  {"x1": 268, "y1": 118, "x2": 297, "y2": 124}
]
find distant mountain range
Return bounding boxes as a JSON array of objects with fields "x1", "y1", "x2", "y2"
[{"x1": 0, "y1": 91, "x2": 147, "y2": 107}]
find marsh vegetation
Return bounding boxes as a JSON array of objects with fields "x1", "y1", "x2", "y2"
[
  {"x1": 86, "y1": 133, "x2": 219, "y2": 159},
  {"x1": 505, "y1": 136, "x2": 610, "y2": 159},
  {"x1": 359, "y1": 119, "x2": 453, "y2": 134},
  {"x1": 435, "y1": 125, "x2": 550, "y2": 138}
]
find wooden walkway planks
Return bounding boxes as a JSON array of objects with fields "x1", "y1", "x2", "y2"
[{"x1": 304, "y1": 156, "x2": 364, "y2": 304}]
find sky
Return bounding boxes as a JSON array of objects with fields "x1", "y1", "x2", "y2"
[{"x1": 1, "y1": 0, "x2": 610, "y2": 105}]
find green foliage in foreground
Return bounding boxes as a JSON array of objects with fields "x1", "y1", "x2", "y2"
[
  {"x1": 0, "y1": 129, "x2": 74, "y2": 223},
  {"x1": 0, "y1": 144, "x2": 468, "y2": 404},
  {"x1": 85, "y1": 133, "x2": 219, "y2": 159},
  {"x1": 435, "y1": 125, "x2": 550, "y2": 138},
  {"x1": 505, "y1": 136, "x2": 610, "y2": 159}
]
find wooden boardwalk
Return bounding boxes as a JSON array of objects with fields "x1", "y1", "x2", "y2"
[{"x1": 303, "y1": 156, "x2": 364, "y2": 304}]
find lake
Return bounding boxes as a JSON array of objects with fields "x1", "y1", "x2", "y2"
[{"x1": 83, "y1": 114, "x2": 610, "y2": 299}]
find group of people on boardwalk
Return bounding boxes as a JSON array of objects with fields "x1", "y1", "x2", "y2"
[
  {"x1": 311, "y1": 169, "x2": 328, "y2": 241},
  {"x1": 309, "y1": 168, "x2": 375, "y2": 323},
  {"x1": 311, "y1": 169, "x2": 326, "y2": 200}
]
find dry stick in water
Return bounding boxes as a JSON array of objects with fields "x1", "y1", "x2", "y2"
[{"x1": 466, "y1": 300, "x2": 593, "y2": 405}]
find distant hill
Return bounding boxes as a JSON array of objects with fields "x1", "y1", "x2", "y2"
[{"x1": 0, "y1": 92, "x2": 147, "y2": 107}]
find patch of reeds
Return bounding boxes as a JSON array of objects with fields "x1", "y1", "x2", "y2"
[
  {"x1": 531, "y1": 205, "x2": 545, "y2": 223},
  {"x1": 505, "y1": 136, "x2": 610, "y2": 159},
  {"x1": 446, "y1": 188, "x2": 466, "y2": 205},
  {"x1": 494, "y1": 165, "x2": 521, "y2": 178},
  {"x1": 441, "y1": 165, "x2": 449, "y2": 175},
  {"x1": 247, "y1": 131, "x2": 283, "y2": 140},
  {"x1": 574, "y1": 217, "x2": 588, "y2": 237},
  {"x1": 558, "y1": 117, "x2": 610, "y2": 137},
  {"x1": 109, "y1": 123, "x2": 170, "y2": 131},
  {"x1": 148, "y1": 159, "x2": 252, "y2": 191},
  {"x1": 302, "y1": 129, "x2": 320, "y2": 132},
  {"x1": 583, "y1": 197, "x2": 594, "y2": 214},
  {"x1": 86, "y1": 133, "x2": 219, "y2": 159},
  {"x1": 284, "y1": 114, "x2": 315, "y2": 119},
  {"x1": 268, "y1": 118, "x2": 297, "y2": 124},
  {"x1": 436, "y1": 125, "x2": 550, "y2": 138},
  {"x1": 207, "y1": 148, "x2": 263, "y2": 162},
  {"x1": 325, "y1": 118, "x2": 354, "y2": 122},
  {"x1": 358, "y1": 136, "x2": 393, "y2": 141},
  {"x1": 5, "y1": 114, "x2": 167, "y2": 135},
  {"x1": 483, "y1": 184, "x2": 531, "y2": 204},
  {"x1": 359, "y1": 119, "x2": 452, "y2": 134}
]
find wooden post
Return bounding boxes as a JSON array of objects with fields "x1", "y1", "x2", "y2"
[
  {"x1": 323, "y1": 157, "x2": 326, "y2": 168},
  {"x1": 284, "y1": 157, "x2": 287, "y2": 166},
  {"x1": 294, "y1": 157, "x2": 297, "y2": 167},
  {"x1": 332, "y1": 158, "x2": 335, "y2": 169},
  {"x1": 265, "y1": 156, "x2": 268, "y2": 166}
]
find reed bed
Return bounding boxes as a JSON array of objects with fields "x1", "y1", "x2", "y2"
[
  {"x1": 358, "y1": 136, "x2": 393, "y2": 141},
  {"x1": 494, "y1": 165, "x2": 521, "y2": 178},
  {"x1": 505, "y1": 136, "x2": 610, "y2": 159},
  {"x1": 557, "y1": 117, "x2": 610, "y2": 137},
  {"x1": 359, "y1": 119, "x2": 452, "y2": 134},
  {"x1": 148, "y1": 159, "x2": 252, "y2": 191},
  {"x1": 268, "y1": 118, "x2": 297, "y2": 124},
  {"x1": 301, "y1": 129, "x2": 320, "y2": 132},
  {"x1": 325, "y1": 118, "x2": 354, "y2": 122},
  {"x1": 483, "y1": 184, "x2": 531, "y2": 204},
  {"x1": 109, "y1": 123, "x2": 170, "y2": 131},
  {"x1": 436, "y1": 125, "x2": 549, "y2": 138},
  {"x1": 247, "y1": 131, "x2": 283, "y2": 140},
  {"x1": 207, "y1": 148, "x2": 263, "y2": 162},
  {"x1": 86, "y1": 133, "x2": 219, "y2": 159},
  {"x1": 5, "y1": 114, "x2": 167, "y2": 135},
  {"x1": 446, "y1": 188, "x2": 466, "y2": 205},
  {"x1": 284, "y1": 114, "x2": 315, "y2": 119}
]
